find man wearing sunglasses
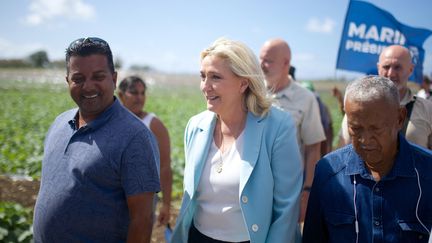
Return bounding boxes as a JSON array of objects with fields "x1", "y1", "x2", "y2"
[{"x1": 33, "y1": 37, "x2": 161, "y2": 243}]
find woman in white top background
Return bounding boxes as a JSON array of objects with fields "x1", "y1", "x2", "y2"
[
  {"x1": 118, "y1": 75, "x2": 173, "y2": 227},
  {"x1": 171, "y1": 38, "x2": 303, "y2": 243}
]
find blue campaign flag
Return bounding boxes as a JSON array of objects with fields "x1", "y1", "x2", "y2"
[{"x1": 336, "y1": 0, "x2": 432, "y2": 83}]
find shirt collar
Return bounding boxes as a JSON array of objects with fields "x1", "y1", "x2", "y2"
[
  {"x1": 345, "y1": 134, "x2": 416, "y2": 179},
  {"x1": 400, "y1": 89, "x2": 414, "y2": 105},
  {"x1": 273, "y1": 76, "x2": 295, "y2": 99},
  {"x1": 68, "y1": 97, "x2": 119, "y2": 131},
  {"x1": 387, "y1": 134, "x2": 416, "y2": 178}
]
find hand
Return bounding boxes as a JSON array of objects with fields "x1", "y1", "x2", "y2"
[
  {"x1": 332, "y1": 86, "x2": 342, "y2": 99},
  {"x1": 299, "y1": 190, "x2": 310, "y2": 223},
  {"x1": 157, "y1": 204, "x2": 171, "y2": 226}
]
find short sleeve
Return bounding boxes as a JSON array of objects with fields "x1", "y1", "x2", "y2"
[{"x1": 121, "y1": 130, "x2": 161, "y2": 196}]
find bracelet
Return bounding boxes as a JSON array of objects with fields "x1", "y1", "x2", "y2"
[{"x1": 303, "y1": 186, "x2": 312, "y2": 192}]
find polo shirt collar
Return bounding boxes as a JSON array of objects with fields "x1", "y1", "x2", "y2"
[
  {"x1": 400, "y1": 89, "x2": 414, "y2": 106},
  {"x1": 273, "y1": 76, "x2": 295, "y2": 99},
  {"x1": 68, "y1": 97, "x2": 119, "y2": 131}
]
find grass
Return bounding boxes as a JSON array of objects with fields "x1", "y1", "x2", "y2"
[
  {"x1": 0, "y1": 78, "x2": 345, "y2": 198},
  {"x1": 0, "y1": 75, "x2": 346, "y2": 242},
  {"x1": 0, "y1": 81, "x2": 205, "y2": 199}
]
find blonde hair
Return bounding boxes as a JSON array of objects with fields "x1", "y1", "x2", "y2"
[{"x1": 201, "y1": 38, "x2": 272, "y2": 116}]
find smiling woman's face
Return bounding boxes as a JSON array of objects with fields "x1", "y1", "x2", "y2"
[{"x1": 199, "y1": 55, "x2": 247, "y2": 117}]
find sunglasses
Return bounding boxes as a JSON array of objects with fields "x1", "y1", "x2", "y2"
[{"x1": 67, "y1": 37, "x2": 110, "y2": 49}]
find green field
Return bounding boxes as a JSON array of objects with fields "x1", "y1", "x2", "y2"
[
  {"x1": 0, "y1": 78, "x2": 345, "y2": 198},
  {"x1": 0, "y1": 75, "x2": 346, "y2": 242},
  {"x1": 0, "y1": 80, "x2": 205, "y2": 199}
]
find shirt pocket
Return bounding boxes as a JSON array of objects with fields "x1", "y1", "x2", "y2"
[
  {"x1": 325, "y1": 212, "x2": 356, "y2": 241},
  {"x1": 397, "y1": 220, "x2": 430, "y2": 243}
]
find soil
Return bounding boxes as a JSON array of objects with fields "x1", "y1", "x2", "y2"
[{"x1": 0, "y1": 175, "x2": 178, "y2": 243}]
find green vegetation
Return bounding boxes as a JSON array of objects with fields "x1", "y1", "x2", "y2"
[
  {"x1": 144, "y1": 86, "x2": 205, "y2": 197},
  {"x1": 0, "y1": 77, "x2": 344, "y2": 242},
  {"x1": 0, "y1": 81, "x2": 204, "y2": 198},
  {"x1": 0, "y1": 202, "x2": 33, "y2": 243},
  {"x1": 0, "y1": 79, "x2": 344, "y2": 195}
]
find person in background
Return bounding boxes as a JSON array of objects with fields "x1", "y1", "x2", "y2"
[
  {"x1": 417, "y1": 75, "x2": 432, "y2": 101},
  {"x1": 303, "y1": 75, "x2": 432, "y2": 243},
  {"x1": 300, "y1": 80, "x2": 333, "y2": 156},
  {"x1": 332, "y1": 86, "x2": 344, "y2": 115},
  {"x1": 172, "y1": 37, "x2": 303, "y2": 243},
  {"x1": 260, "y1": 38, "x2": 325, "y2": 223},
  {"x1": 33, "y1": 37, "x2": 160, "y2": 243},
  {"x1": 118, "y1": 75, "x2": 173, "y2": 227},
  {"x1": 289, "y1": 65, "x2": 296, "y2": 80},
  {"x1": 339, "y1": 45, "x2": 432, "y2": 150}
]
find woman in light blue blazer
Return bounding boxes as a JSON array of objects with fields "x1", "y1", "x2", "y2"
[{"x1": 171, "y1": 38, "x2": 303, "y2": 243}]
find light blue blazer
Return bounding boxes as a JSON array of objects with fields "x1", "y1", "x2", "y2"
[{"x1": 171, "y1": 106, "x2": 303, "y2": 243}]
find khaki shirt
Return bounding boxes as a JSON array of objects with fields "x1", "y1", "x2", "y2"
[
  {"x1": 272, "y1": 80, "x2": 326, "y2": 153},
  {"x1": 341, "y1": 89, "x2": 432, "y2": 149}
]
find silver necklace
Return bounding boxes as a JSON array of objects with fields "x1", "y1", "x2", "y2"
[{"x1": 216, "y1": 126, "x2": 224, "y2": 173}]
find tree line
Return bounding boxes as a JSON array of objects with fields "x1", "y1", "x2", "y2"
[{"x1": 0, "y1": 50, "x2": 156, "y2": 72}]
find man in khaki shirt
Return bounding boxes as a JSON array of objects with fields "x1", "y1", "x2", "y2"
[
  {"x1": 340, "y1": 45, "x2": 432, "y2": 149},
  {"x1": 260, "y1": 39, "x2": 326, "y2": 223}
]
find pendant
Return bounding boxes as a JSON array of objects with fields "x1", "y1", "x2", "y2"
[{"x1": 216, "y1": 165, "x2": 223, "y2": 173}]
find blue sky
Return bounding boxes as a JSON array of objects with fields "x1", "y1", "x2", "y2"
[{"x1": 1, "y1": 0, "x2": 431, "y2": 80}]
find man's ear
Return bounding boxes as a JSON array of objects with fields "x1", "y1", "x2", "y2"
[
  {"x1": 397, "y1": 106, "x2": 407, "y2": 130},
  {"x1": 408, "y1": 63, "x2": 414, "y2": 76},
  {"x1": 112, "y1": 71, "x2": 118, "y2": 89}
]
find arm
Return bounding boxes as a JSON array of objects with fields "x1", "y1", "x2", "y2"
[
  {"x1": 266, "y1": 114, "x2": 303, "y2": 242},
  {"x1": 299, "y1": 94, "x2": 326, "y2": 223},
  {"x1": 332, "y1": 86, "x2": 344, "y2": 115},
  {"x1": 300, "y1": 142, "x2": 321, "y2": 222},
  {"x1": 150, "y1": 118, "x2": 173, "y2": 226},
  {"x1": 127, "y1": 192, "x2": 155, "y2": 243},
  {"x1": 302, "y1": 159, "x2": 328, "y2": 243},
  {"x1": 121, "y1": 129, "x2": 160, "y2": 242}
]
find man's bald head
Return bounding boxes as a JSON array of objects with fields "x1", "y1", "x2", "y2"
[
  {"x1": 379, "y1": 45, "x2": 412, "y2": 65},
  {"x1": 262, "y1": 39, "x2": 291, "y2": 61},
  {"x1": 377, "y1": 45, "x2": 414, "y2": 98},
  {"x1": 260, "y1": 39, "x2": 292, "y2": 92}
]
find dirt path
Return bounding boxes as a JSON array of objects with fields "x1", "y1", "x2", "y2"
[{"x1": 0, "y1": 175, "x2": 178, "y2": 243}]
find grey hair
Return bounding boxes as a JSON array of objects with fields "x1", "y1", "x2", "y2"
[{"x1": 344, "y1": 75, "x2": 400, "y2": 108}]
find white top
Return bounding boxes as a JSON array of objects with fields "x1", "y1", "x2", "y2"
[
  {"x1": 193, "y1": 131, "x2": 249, "y2": 242},
  {"x1": 141, "y1": 112, "x2": 155, "y2": 128}
]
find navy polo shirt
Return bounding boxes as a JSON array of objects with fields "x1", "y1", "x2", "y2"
[{"x1": 33, "y1": 98, "x2": 160, "y2": 243}]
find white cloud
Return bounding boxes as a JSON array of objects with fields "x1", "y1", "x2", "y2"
[
  {"x1": 24, "y1": 0, "x2": 95, "y2": 26},
  {"x1": 306, "y1": 17, "x2": 336, "y2": 34}
]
